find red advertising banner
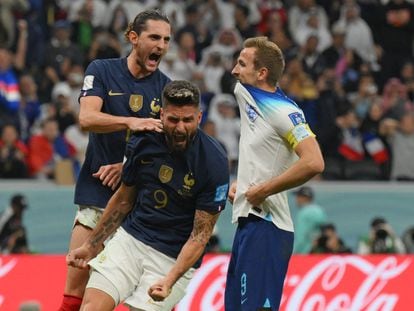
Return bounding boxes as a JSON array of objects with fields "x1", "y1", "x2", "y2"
[{"x1": 1, "y1": 254, "x2": 413, "y2": 311}]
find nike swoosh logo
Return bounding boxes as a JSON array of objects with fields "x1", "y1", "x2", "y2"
[
  {"x1": 241, "y1": 298, "x2": 248, "y2": 304},
  {"x1": 141, "y1": 159, "x2": 153, "y2": 164},
  {"x1": 108, "y1": 90, "x2": 125, "y2": 96}
]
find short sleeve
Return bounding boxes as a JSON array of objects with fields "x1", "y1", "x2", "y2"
[
  {"x1": 196, "y1": 152, "x2": 229, "y2": 213},
  {"x1": 79, "y1": 60, "x2": 106, "y2": 99},
  {"x1": 267, "y1": 106, "x2": 315, "y2": 150}
]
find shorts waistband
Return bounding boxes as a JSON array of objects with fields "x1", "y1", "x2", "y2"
[{"x1": 238, "y1": 213, "x2": 263, "y2": 226}]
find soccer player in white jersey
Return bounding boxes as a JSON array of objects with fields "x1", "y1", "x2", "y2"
[{"x1": 225, "y1": 36, "x2": 325, "y2": 311}]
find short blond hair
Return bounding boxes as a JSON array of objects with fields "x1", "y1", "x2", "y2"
[{"x1": 244, "y1": 36, "x2": 285, "y2": 86}]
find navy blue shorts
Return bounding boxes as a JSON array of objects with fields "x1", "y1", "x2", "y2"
[{"x1": 225, "y1": 214, "x2": 294, "y2": 311}]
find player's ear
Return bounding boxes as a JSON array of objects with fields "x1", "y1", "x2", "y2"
[
  {"x1": 128, "y1": 30, "x2": 138, "y2": 44},
  {"x1": 160, "y1": 107, "x2": 164, "y2": 120},
  {"x1": 197, "y1": 110, "x2": 202, "y2": 125},
  {"x1": 257, "y1": 67, "x2": 268, "y2": 82}
]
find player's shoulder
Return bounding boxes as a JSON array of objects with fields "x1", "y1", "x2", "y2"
[
  {"x1": 197, "y1": 131, "x2": 228, "y2": 162},
  {"x1": 149, "y1": 68, "x2": 171, "y2": 86},
  {"x1": 129, "y1": 131, "x2": 163, "y2": 148},
  {"x1": 86, "y1": 58, "x2": 123, "y2": 75}
]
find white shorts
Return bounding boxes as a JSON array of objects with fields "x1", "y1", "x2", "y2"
[
  {"x1": 87, "y1": 227, "x2": 195, "y2": 310},
  {"x1": 74, "y1": 205, "x2": 103, "y2": 229}
]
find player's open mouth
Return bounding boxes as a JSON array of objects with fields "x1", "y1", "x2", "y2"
[
  {"x1": 174, "y1": 134, "x2": 186, "y2": 143},
  {"x1": 149, "y1": 53, "x2": 161, "y2": 63}
]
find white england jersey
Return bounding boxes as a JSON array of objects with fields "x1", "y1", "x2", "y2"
[{"x1": 232, "y1": 82, "x2": 315, "y2": 231}]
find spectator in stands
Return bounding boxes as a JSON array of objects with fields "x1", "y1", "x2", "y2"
[
  {"x1": 67, "y1": 0, "x2": 108, "y2": 29},
  {"x1": 27, "y1": 118, "x2": 75, "y2": 179},
  {"x1": 400, "y1": 60, "x2": 414, "y2": 101},
  {"x1": 87, "y1": 27, "x2": 121, "y2": 63},
  {"x1": 358, "y1": 217, "x2": 405, "y2": 254},
  {"x1": 293, "y1": 186, "x2": 327, "y2": 254},
  {"x1": 0, "y1": 194, "x2": 30, "y2": 254},
  {"x1": 333, "y1": 1, "x2": 378, "y2": 70},
  {"x1": 175, "y1": 3, "x2": 213, "y2": 64},
  {"x1": 321, "y1": 23, "x2": 346, "y2": 70},
  {"x1": 401, "y1": 226, "x2": 414, "y2": 253},
  {"x1": 107, "y1": 4, "x2": 130, "y2": 56},
  {"x1": 310, "y1": 223, "x2": 352, "y2": 254},
  {"x1": 64, "y1": 118, "x2": 89, "y2": 168},
  {"x1": 0, "y1": 124, "x2": 28, "y2": 178},
  {"x1": 18, "y1": 73, "x2": 42, "y2": 141},
  {"x1": 381, "y1": 112, "x2": 414, "y2": 180},
  {"x1": 41, "y1": 20, "x2": 84, "y2": 101},
  {"x1": 381, "y1": 78, "x2": 413, "y2": 121},
  {"x1": 208, "y1": 93, "x2": 240, "y2": 174},
  {"x1": 314, "y1": 68, "x2": 350, "y2": 164},
  {"x1": 375, "y1": 0, "x2": 414, "y2": 84},
  {"x1": 234, "y1": 3, "x2": 258, "y2": 40},
  {"x1": 298, "y1": 34, "x2": 326, "y2": 80},
  {"x1": 159, "y1": 31, "x2": 197, "y2": 81},
  {"x1": 0, "y1": 46, "x2": 21, "y2": 129},
  {"x1": 51, "y1": 80, "x2": 77, "y2": 133},
  {"x1": 0, "y1": 0, "x2": 29, "y2": 48},
  {"x1": 293, "y1": 9, "x2": 332, "y2": 53},
  {"x1": 288, "y1": 0, "x2": 329, "y2": 40}
]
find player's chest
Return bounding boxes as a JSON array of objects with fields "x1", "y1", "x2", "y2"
[
  {"x1": 139, "y1": 156, "x2": 200, "y2": 199},
  {"x1": 104, "y1": 81, "x2": 163, "y2": 117}
]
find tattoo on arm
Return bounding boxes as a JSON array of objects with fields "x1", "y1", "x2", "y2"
[
  {"x1": 190, "y1": 210, "x2": 219, "y2": 245},
  {"x1": 89, "y1": 210, "x2": 127, "y2": 248}
]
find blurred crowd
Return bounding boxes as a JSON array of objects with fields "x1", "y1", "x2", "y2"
[
  {"x1": 1, "y1": 0, "x2": 414, "y2": 181},
  {"x1": 292, "y1": 186, "x2": 414, "y2": 255}
]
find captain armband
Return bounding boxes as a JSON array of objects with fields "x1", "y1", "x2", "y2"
[{"x1": 284, "y1": 123, "x2": 315, "y2": 149}]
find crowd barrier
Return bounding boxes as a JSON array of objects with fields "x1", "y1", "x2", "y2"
[{"x1": 1, "y1": 254, "x2": 413, "y2": 310}]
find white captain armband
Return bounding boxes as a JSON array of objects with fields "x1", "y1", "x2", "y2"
[{"x1": 284, "y1": 123, "x2": 315, "y2": 149}]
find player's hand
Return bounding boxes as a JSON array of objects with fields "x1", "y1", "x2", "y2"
[
  {"x1": 245, "y1": 183, "x2": 267, "y2": 207},
  {"x1": 93, "y1": 162, "x2": 122, "y2": 190},
  {"x1": 66, "y1": 245, "x2": 95, "y2": 269},
  {"x1": 228, "y1": 180, "x2": 237, "y2": 204},
  {"x1": 148, "y1": 280, "x2": 172, "y2": 302},
  {"x1": 128, "y1": 118, "x2": 163, "y2": 133}
]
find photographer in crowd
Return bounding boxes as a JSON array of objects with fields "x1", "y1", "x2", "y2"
[
  {"x1": 357, "y1": 217, "x2": 405, "y2": 254},
  {"x1": 310, "y1": 223, "x2": 352, "y2": 254}
]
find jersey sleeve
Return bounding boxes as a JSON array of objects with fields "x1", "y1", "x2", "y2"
[
  {"x1": 196, "y1": 153, "x2": 229, "y2": 213},
  {"x1": 267, "y1": 105, "x2": 315, "y2": 150},
  {"x1": 79, "y1": 60, "x2": 106, "y2": 99}
]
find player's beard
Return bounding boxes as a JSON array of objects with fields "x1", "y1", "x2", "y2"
[{"x1": 165, "y1": 130, "x2": 195, "y2": 153}]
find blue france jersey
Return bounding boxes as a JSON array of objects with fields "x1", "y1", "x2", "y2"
[
  {"x1": 74, "y1": 58, "x2": 170, "y2": 208},
  {"x1": 121, "y1": 131, "x2": 229, "y2": 267}
]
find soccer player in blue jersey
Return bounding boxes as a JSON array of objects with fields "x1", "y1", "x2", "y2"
[
  {"x1": 59, "y1": 10, "x2": 172, "y2": 311},
  {"x1": 66, "y1": 80, "x2": 229, "y2": 310},
  {"x1": 225, "y1": 37, "x2": 325, "y2": 310}
]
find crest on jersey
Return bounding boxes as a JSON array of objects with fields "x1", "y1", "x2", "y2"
[
  {"x1": 159, "y1": 165, "x2": 173, "y2": 183},
  {"x1": 178, "y1": 173, "x2": 195, "y2": 197},
  {"x1": 183, "y1": 173, "x2": 195, "y2": 190},
  {"x1": 129, "y1": 94, "x2": 143, "y2": 112},
  {"x1": 245, "y1": 104, "x2": 258, "y2": 122},
  {"x1": 150, "y1": 98, "x2": 161, "y2": 116}
]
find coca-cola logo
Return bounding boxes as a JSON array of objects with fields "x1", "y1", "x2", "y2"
[
  {"x1": 176, "y1": 255, "x2": 228, "y2": 311},
  {"x1": 0, "y1": 257, "x2": 18, "y2": 307},
  {"x1": 282, "y1": 256, "x2": 411, "y2": 311},
  {"x1": 176, "y1": 255, "x2": 412, "y2": 311}
]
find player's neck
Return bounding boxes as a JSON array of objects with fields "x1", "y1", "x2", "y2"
[{"x1": 127, "y1": 54, "x2": 151, "y2": 79}]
